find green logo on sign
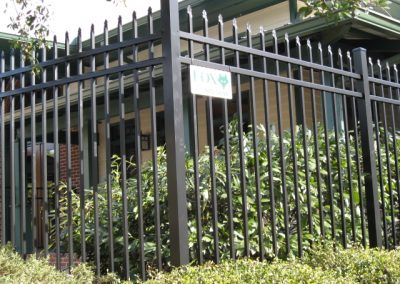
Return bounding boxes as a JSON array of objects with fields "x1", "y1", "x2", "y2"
[{"x1": 218, "y1": 74, "x2": 229, "y2": 89}]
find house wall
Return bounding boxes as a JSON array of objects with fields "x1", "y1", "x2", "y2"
[
  {"x1": 97, "y1": 105, "x2": 164, "y2": 183},
  {"x1": 194, "y1": 74, "x2": 324, "y2": 153}
]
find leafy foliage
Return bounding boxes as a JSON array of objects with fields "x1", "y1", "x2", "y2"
[
  {"x1": 299, "y1": 0, "x2": 389, "y2": 21},
  {"x1": 144, "y1": 243, "x2": 400, "y2": 284},
  {"x1": 50, "y1": 119, "x2": 400, "y2": 279},
  {"x1": 4, "y1": 0, "x2": 51, "y2": 73},
  {"x1": 0, "y1": 243, "x2": 95, "y2": 283}
]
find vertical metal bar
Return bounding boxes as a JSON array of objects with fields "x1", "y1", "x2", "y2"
[
  {"x1": 296, "y1": 37, "x2": 313, "y2": 239},
  {"x1": 272, "y1": 30, "x2": 290, "y2": 254},
  {"x1": 160, "y1": 0, "x2": 189, "y2": 266},
  {"x1": 285, "y1": 34, "x2": 302, "y2": 256},
  {"x1": 319, "y1": 43, "x2": 335, "y2": 240},
  {"x1": 132, "y1": 11, "x2": 144, "y2": 276},
  {"x1": 89, "y1": 24, "x2": 101, "y2": 277},
  {"x1": 103, "y1": 20, "x2": 114, "y2": 272},
  {"x1": 219, "y1": 14, "x2": 234, "y2": 260},
  {"x1": 0, "y1": 51, "x2": 4, "y2": 245},
  {"x1": 20, "y1": 54, "x2": 27, "y2": 256},
  {"x1": 117, "y1": 17, "x2": 130, "y2": 279},
  {"x1": 41, "y1": 46, "x2": 49, "y2": 256},
  {"x1": 394, "y1": 64, "x2": 400, "y2": 247},
  {"x1": 202, "y1": 10, "x2": 219, "y2": 263},
  {"x1": 379, "y1": 62, "x2": 395, "y2": 248},
  {"x1": 52, "y1": 36, "x2": 61, "y2": 269},
  {"x1": 328, "y1": 46, "x2": 346, "y2": 248},
  {"x1": 348, "y1": 52, "x2": 366, "y2": 246},
  {"x1": 260, "y1": 28, "x2": 277, "y2": 255},
  {"x1": 64, "y1": 32, "x2": 74, "y2": 270},
  {"x1": 370, "y1": 59, "x2": 387, "y2": 248},
  {"x1": 339, "y1": 50, "x2": 356, "y2": 243},
  {"x1": 307, "y1": 40, "x2": 324, "y2": 237},
  {"x1": 30, "y1": 50, "x2": 37, "y2": 255},
  {"x1": 352, "y1": 47, "x2": 382, "y2": 248},
  {"x1": 187, "y1": 6, "x2": 203, "y2": 264},
  {"x1": 10, "y1": 49, "x2": 15, "y2": 246},
  {"x1": 77, "y1": 28, "x2": 86, "y2": 263},
  {"x1": 233, "y1": 19, "x2": 249, "y2": 257},
  {"x1": 247, "y1": 24, "x2": 264, "y2": 260},
  {"x1": 148, "y1": 7, "x2": 160, "y2": 273},
  {"x1": 386, "y1": 62, "x2": 398, "y2": 247},
  {"x1": 131, "y1": 12, "x2": 143, "y2": 274}
]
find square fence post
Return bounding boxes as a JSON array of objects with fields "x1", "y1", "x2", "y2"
[
  {"x1": 352, "y1": 47, "x2": 382, "y2": 248},
  {"x1": 160, "y1": 0, "x2": 190, "y2": 266}
]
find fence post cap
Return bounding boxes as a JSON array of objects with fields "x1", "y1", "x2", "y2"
[{"x1": 352, "y1": 47, "x2": 367, "y2": 53}]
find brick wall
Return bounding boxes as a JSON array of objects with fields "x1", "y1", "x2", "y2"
[
  {"x1": 59, "y1": 144, "x2": 81, "y2": 190},
  {"x1": 48, "y1": 253, "x2": 80, "y2": 272}
]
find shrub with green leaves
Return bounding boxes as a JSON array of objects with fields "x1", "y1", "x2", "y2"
[
  {"x1": 304, "y1": 242, "x2": 400, "y2": 283},
  {"x1": 0, "y1": 244, "x2": 95, "y2": 283},
  {"x1": 144, "y1": 243, "x2": 400, "y2": 284},
  {"x1": 49, "y1": 119, "x2": 399, "y2": 278}
]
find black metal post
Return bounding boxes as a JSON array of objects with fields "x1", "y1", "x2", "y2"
[
  {"x1": 352, "y1": 48, "x2": 382, "y2": 248},
  {"x1": 160, "y1": 0, "x2": 189, "y2": 266}
]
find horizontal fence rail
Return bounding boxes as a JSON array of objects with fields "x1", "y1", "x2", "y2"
[{"x1": 0, "y1": 1, "x2": 399, "y2": 281}]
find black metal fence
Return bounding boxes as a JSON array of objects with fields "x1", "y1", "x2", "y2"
[{"x1": 0, "y1": 0, "x2": 399, "y2": 281}]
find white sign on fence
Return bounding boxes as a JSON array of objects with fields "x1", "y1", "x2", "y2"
[{"x1": 190, "y1": 65, "x2": 232, "y2": 99}]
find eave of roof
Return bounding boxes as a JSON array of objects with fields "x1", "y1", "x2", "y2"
[
  {"x1": 0, "y1": 31, "x2": 65, "y2": 52},
  {"x1": 263, "y1": 8, "x2": 400, "y2": 45}
]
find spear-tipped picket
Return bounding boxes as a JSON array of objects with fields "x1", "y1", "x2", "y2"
[
  {"x1": 5, "y1": 46, "x2": 15, "y2": 250},
  {"x1": 75, "y1": 26, "x2": 87, "y2": 267},
  {"x1": 148, "y1": 2, "x2": 160, "y2": 274},
  {"x1": 102, "y1": 18, "x2": 114, "y2": 273},
  {"x1": 272, "y1": 29, "x2": 278, "y2": 54},
  {"x1": 340, "y1": 47, "x2": 357, "y2": 243},
  {"x1": 133, "y1": 11, "x2": 138, "y2": 38},
  {"x1": 246, "y1": 20, "x2": 264, "y2": 260},
  {"x1": 285, "y1": 30, "x2": 303, "y2": 257},
  {"x1": 64, "y1": 30, "x2": 75, "y2": 273},
  {"x1": 148, "y1": 7, "x2": 153, "y2": 34},
  {"x1": 318, "y1": 41, "x2": 336, "y2": 241},
  {"x1": 19, "y1": 47, "x2": 27, "y2": 258},
  {"x1": 308, "y1": 38, "x2": 325, "y2": 238},
  {"x1": 233, "y1": 18, "x2": 238, "y2": 41},
  {"x1": 385, "y1": 60, "x2": 399, "y2": 248},
  {"x1": 51, "y1": 34, "x2": 61, "y2": 270},
  {"x1": 231, "y1": 15, "x2": 250, "y2": 258},
  {"x1": 259, "y1": 24, "x2": 278, "y2": 255},
  {"x1": 297, "y1": 35, "x2": 313, "y2": 242},
  {"x1": 272, "y1": 27, "x2": 291, "y2": 255},
  {"x1": 117, "y1": 12, "x2": 131, "y2": 280}
]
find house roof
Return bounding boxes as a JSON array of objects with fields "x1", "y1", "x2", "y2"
[
  {"x1": 74, "y1": 0, "x2": 400, "y2": 64},
  {"x1": 267, "y1": 7, "x2": 400, "y2": 64}
]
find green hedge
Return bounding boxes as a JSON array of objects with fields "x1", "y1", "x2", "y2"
[
  {"x1": 145, "y1": 243, "x2": 400, "y2": 284},
  {"x1": 1, "y1": 243, "x2": 399, "y2": 283},
  {"x1": 0, "y1": 244, "x2": 96, "y2": 283},
  {"x1": 0, "y1": 243, "x2": 125, "y2": 283}
]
